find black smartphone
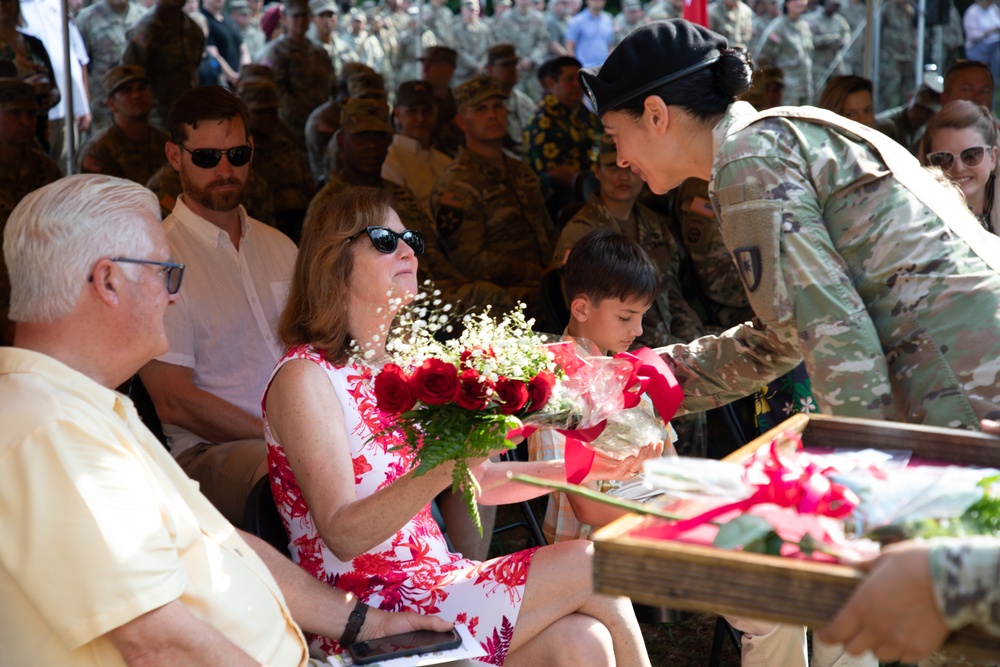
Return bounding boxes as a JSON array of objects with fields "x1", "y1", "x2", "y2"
[{"x1": 348, "y1": 628, "x2": 462, "y2": 665}]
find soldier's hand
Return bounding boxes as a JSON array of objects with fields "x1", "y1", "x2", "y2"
[
  {"x1": 981, "y1": 418, "x2": 1000, "y2": 436},
  {"x1": 819, "y1": 540, "x2": 949, "y2": 663}
]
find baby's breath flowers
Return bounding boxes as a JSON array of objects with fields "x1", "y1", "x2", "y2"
[{"x1": 356, "y1": 285, "x2": 563, "y2": 533}]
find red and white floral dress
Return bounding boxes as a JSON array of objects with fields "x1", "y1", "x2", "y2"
[{"x1": 263, "y1": 344, "x2": 539, "y2": 664}]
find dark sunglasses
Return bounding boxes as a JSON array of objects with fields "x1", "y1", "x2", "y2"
[
  {"x1": 348, "y1": 226, "x2": 425, "y2": 256},
  {"x1": 179, "y1": 144, "x2": 253, "y2": 169},
  {"x1": 88, "y1": 257, "x2": 185, "y2": 294},
  {"x1": 927, "y1": 145, "x2": 991, "y2": 171}
]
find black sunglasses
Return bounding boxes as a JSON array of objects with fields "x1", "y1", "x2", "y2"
[
  {"x1": 88, "y1": 257, "x2": 186, "y2": 294},
  {"x1": 927, "y1": 145, "x2": 991, "y2": 171},
  {"x1": 179, "y1": 144, "x2": 253, "y2": 169},
  {"x1": 348, "y1": 226, "x2": 425, "y2": 256}
]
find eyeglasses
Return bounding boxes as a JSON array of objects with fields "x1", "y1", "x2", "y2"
[
  {"x1": 88, "y1": 257, "x2": 186, "y2": 294},
  {"x1": 348, "y1": 226, "x2": 425, "y2": 256},
  {"x1": 178, "y1": 144, "x2": 253, "y2": 169},
  {"x1": 926, "y1": 145, "x2": 992, "y2": 171}
]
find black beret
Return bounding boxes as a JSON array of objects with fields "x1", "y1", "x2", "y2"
[{"x1": 579, "y1": 19, "x2": 728, "y2": 117}]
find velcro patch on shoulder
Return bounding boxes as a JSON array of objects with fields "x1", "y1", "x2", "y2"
[
  {"x1": 719, "y1": 198, "x2": 785, "y2": 324},
  {"x1": 436, "y1": 206, "x2": 463, "y2": 237},
  {"x1": 688, "y1": 195, "x2": 714, "y2": 219}
]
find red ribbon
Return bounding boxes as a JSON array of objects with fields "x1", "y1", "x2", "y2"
[
  {"x1": 509, "y1": 347, "x2": 684, "y2": 485},
  {"x1": 654, "y1": 437, "x2": 860, "y2": 540}
]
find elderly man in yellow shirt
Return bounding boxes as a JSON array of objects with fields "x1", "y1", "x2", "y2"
[{"x1": 0, "y1": 174, "x2": 451, "y2": 667}]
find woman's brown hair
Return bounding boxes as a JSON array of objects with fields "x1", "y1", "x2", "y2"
[{"x1": 278, "y1": 187, "x2": 395, "y2": 363}]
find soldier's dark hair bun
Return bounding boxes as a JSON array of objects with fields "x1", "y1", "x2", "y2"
[{"x1": 715, "y1": 48, "x2": 754, "y2": 98}]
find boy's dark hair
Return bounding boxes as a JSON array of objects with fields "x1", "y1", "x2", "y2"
[
  {"x1": 167, "y1": 85, "x2": 251, "y2": 145},
  {"x1": 563, "y1": 229, "x2": 659, "y2": 306},
  {"x1": 537, "y1": 55, "x2": 582, "y2": 84}
]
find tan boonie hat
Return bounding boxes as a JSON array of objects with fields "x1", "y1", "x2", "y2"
[
  {"x1": 285, "y1": 0, "x2": 310, "y2": 16},
  {"x1": 239, "y1": 80, "x2": 280, "y2": 110},
  {"x1": 0, "y1": 78, "x2": 38, "y2": 111},
  {"x1": 309, "y1": 0, "x2": 337, "y2": 14},
  {"x1": 420, "y1": 46, "x2": 458, "y2": 67},
  {"x1": 453, "y1": 75, "x2": 507, "y2": 108},
  {"x1": 487, "y1": 43, "x2": 518, "y2": 67},
  {"x1": 102, "y1": 64, "x2": 149, "y2": 96},
  {"x1": 340, "y1": 97, "x2": 392, "y2": 134},
  {"x1": 597, "y1": 134, "x2": 617, "y2": 165}
]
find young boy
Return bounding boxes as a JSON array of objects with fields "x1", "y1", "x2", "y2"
[{"x1": 530, "y1": 228, "x2": 676, "y2": 543}]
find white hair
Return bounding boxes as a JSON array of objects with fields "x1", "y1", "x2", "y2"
[{"x1": 5, "y1": 174, "x2": 161, "y2": 323}]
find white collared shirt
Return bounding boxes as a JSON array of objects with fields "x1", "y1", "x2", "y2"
[
  {"x1": 382, "y1": 133, "x2": 454, "y2": 213},
  {"x1": 157, "y1": 196, "x2": 298, "y2": 456}
]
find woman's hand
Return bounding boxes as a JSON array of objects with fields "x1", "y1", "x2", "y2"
[
  {"x1": 357, "y1": 608, "x2": 454, "y2": 645},
  {"x1": 585, "y1": 440, "x2": 665, "y2": 483}
]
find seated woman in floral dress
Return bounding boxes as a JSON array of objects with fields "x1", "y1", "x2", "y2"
[{"x1": 262, "y1": 187, "x2": 653, "y2": 666}]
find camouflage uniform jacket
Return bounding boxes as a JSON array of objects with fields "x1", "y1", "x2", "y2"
[
  {"x1": 423, "y1": 4, "x2": 456, "y2": 46},
  {"x1": 429, "y1": 146, "x2": 556, "y2": 293},
  {"x1": 250, "y1": 125, "x2": 315, "y2": 212},
  {"x1": 304, "y1": 98, "x2": 340, "y2": 183},
  {"x1": 664, "y1": 101, "x2": 1000, "y2": 427},
  {"x1": 523, "y1": 95, "x2": 601, "y2": 186},
  {"x1": 122, "y1": 8, "x2": 205, "y2": 131},
  {"x1": 644, "y1": 2, "x2": 681, "y2": 22},
  {"x1": 671, "y1": 177, "x2": 752, "y2": 329},
  {"x1": 77, "y1": 122, "x2": 169, "y2": 185},
  {"x1": 708, "y1": 0, "x2": 754, "y2": 49},
  {"x1": 839, "y1": 0, "x2": 865, "y2": 74},
  {"x1": 452, "y1": 19, "x2": 490, "y2": 84},
  {"x1": 146, "y1": 163, "x2": 275, "y2": 227},
  {"x1": 492, "y1": 8, "x2": 550, "y2": 65},
  {"x1": 75, "y1": 0, "x2": 145, "y2": 131},
  {"x1": 755, "y1": 16, "x2": 813, "y2": 105},
  {"x1": 555, "y1": 193, "x2": 705, "y2": 346},
  {"x1": 309, "y1": 32, "x2": 355, "y2": 78},
  {"x1": 258, "y1": 36, "x2": 334, "y2": 148},
  {"x1": 929, "y1": 538, "x2": 1000, "y2": 639},
  {"x1": 806, "y1": 10, "x2": 850, "y2": 92},
  {"x1": 242, "y1": 18, "x2": 267, "y2": 61}
]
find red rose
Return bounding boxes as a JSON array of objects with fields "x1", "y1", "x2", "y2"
[
  {"x1": 525, "y1": 370, "x2": 556, "y2": 412},
  {"x1": 410, "y1": 358, "x2": 461, "y2": 405},
  {"x1": 373, "y1": 363, "x2": 415, "y2": 415},
  {"x1": 495, "y1": 377, "x2": 529, "y2": 414},
  {"x1": 457, "y1": 368, "x2": 493, "y2": 410}
]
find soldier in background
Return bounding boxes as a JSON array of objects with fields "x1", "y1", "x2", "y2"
[
  {"x1": 396, "y1": 6, "x2": 438, "y2": 84},
  {"x1": 0, "y1": 79, "x2": 62, "y2": 345},
  {"x1": 708, "y1": 0, "x2": 754, "y2": 49},
  {"x1": 420, "y1": 46, "x2": 463, "y2": 157},
  {"x1": 486, "y1": 43, "x2": 536, "y2": 156},
  {"x1": 258, "y1": 0, "x2": 334, "y2": 150},
  {"x1": 422, "y1": 0, "x2": 455, "y2": 46},
  {"x1": 308, "y1": 0, "x2": 353, "y2": 78},
  {"x1": 491, "y1": 0, "x2": 551, "y2": 101},
  {"x1": 77, "y1": 65, "x2": 169, "y2": 186},
  {"x1": 755, "y1": 0, "x2": 814, "y2": 105},
  {"x1": 645, "y1": 0, "x2": 683, "y2": 23},
  {"x1": 452, "y1": 0, "x2": 490, "y2": 85},
  {"x1": 75, "y1": 0, "x2": 145, "y2": 133},
  {"x1": 750, "y1": 0, "x2": 779, "y2": 53},
  {"x1": 839, "y1": 0, "x2": 865, "y2": 74},
  {"x1": 122, "y1": 0, "x2": 205, "y2": 130},
  {"x1": 545, "y1": 0, "x2": 572, "y2": 56},
  {"x1": 806, "y1": 0, "x2": 850, "y2": 95},
  {"x1": 231, "y1": 0, "x2": 266, "y2": 61},
  {"x1": 877, "y1": 0, "x2": 916, "y2": 110},
  {"x1": 342, "y1": 8, "x2": 368, "y2": 56},
  {"x1": 614, "y1": 0, "x2": 644, "y2": 46},
  {"x1": 874, "y1": 81, "x2": 941, "y2": 155}
]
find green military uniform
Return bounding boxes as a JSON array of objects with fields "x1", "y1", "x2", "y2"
[
  {"x1": 309, "y1": 171, "x2": 514, "y2": 314},
  {"x1": 491, "y1": 7, "x2": 550, "y2": 101},
  {"x1": 523, "y1": 93, "x2": 602, "y2": 191},
  {"x1": 928, "y1": 538, "x2": 1000, "y2": 643},
  {"x1": 671, "y1": 178, "x2": 753, "y2": 329},
  {"x1": 839, "y1": 0, "x2": 865, "y2": 75},
  {"x1": 755, "y1": 15, "x2": 813, "y2": 105},
  {"x1": 453, "y1": 13, "x2": 491, "y2": 85},
  {"x1": 645, "y1": 1, "x2": 682, "y2": 22},
  {"x1": 75, "y1": 0, "x2": 145, "y2": 132},
  {"x1": 806, "y1": 8, "x2": 850, "y2": 94},
  {"x1": 122, "y1": 6, "x2": 205, "y2": 131},
  {"x1": 878, "y1": 0, "x2": 915, "y2": 110},
  {"x1": 708, "y1": 0, "x2": 754, "y2": 49},
  {"x1": 396, "y1": 27, "x2": 438, "y2": 84},
  {"x1": 146, "y1": 163, "x2": 275, "y2": 228},
  {"x1": 258, "y1": 35, "x2": 335, "y2": 150},
  {"x1": 77, "y1": 122, "x2": 169, "y2": 185},
  {"x1": 430, "y1": 145, "x2": 557, "y2": 311},
  {"x1": 305, "y1": 98, "x2": 340, "y2": 183},
  {"x1": 665, "y1": 102, "x2": 1000, "y2": 429},
  {"x1": 423, "y1": 2, "x2": 456, "y2": 46}
]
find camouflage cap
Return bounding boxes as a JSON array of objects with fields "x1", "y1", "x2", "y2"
[
  {"x1": 239, "y1": 79, "x2": 280, "y2": 110},
  {"x1": 419, "y1": 46, "x2": 458, "y2": 67},
  {"x1": 0, "y1": 78, "x2": 38, "y2": 111},
  {"x1": 913, "y1": 82, "x2": 942, "y2": 113},
  {"x1": 309, "y1": 0, "x2": 337, "y2": 14},
  {"x1": 460, "y1": 0, "x2": 479, "y2": 8},
  {"x1": 239, "y1": 62, "x2": 276, "y2": 82},
  {"x1": 395, "y1": 80, "x2": 435, "y2": 107},
  {"x1": 229, "y1": 0, "x2": 251, "y2": 13},
  {"x1": 597, "y1": 133, "x2": 617, "y2": 165},
  {"x1": 340, "y1": 97, "x2": 392, "y2": 134},
  {"x1": 347, "y1": 71, "x2": 387, "y2": 100},
  {"x1": 102, "y1": 64, "x2": 150, "y2": 96},
  {"x1": 487, "y1": 43, "x2": 518, "y2": 66},
  {"x1": 622, "y1": 0, "x2": 641, "y2": 10},
  {"x1": 285, "y1": 0, "x2": 310, "y2": 16},
  {"x1": 453, "y1": 75, "x2": 507, "y2": 108}
]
